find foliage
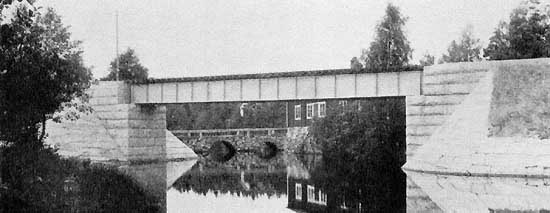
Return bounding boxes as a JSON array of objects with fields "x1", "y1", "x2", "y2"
[
  {"x1": 489, "y1": 64, "x2": 550, "y2": 139},
  {"x1": 0, "y1": 143, "x2": 160, "y2": 212},
  {"x1": 167, "y1": 102, "x2": 286, "y2": 130},
  {"x1": 363, "y1": 3, "x2": 412, "y2": 70},
  {"x1": 419, "y1": 52, "x2": 435, "y2": 66},
  {"x1": 102, "y1": 48, "x2": 148, "y2": 81},
  {"x1": 440, "y1": 25, "x2": 482, "y2": 63},
  {"x1": 0, "y1": 2, "x2": 92, "y2": 144},
  {"x1": 308, "y1": 97, "x2": 406, "y2": 211},
  {"x1": 484, "y1": 0, "x2": 550, "y2": 60},
  {"x1": 172, "y1": 153, "x2": 287, "y2": 199},
  {"x1": 350, "y1": 56, "x2": 363, "y2": 71},
  {"x1": 51, "y1": 95, "x2": 93, "y2": 123}
]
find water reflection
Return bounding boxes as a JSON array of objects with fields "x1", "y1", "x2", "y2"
[
  {"x1": 119, "y1": 151, "x2": 407, "y2": 213},
  {"x1": 118, "y1": 160, "x2": 197, "y2": 213},
  {"x1": 406, "y1": 171, "x2": 550, "y2": 212},
  {"x1": 116, "y1": 152, "x2": 550, "y2": 212},
  {"x1": 287, "y1": 154, "x2": 406, "y2": 212}
]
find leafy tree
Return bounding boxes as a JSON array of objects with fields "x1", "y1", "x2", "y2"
[
  {"x1": 484, "y1": 0, "x2": 550, "y2": 60},
  {"x1": 484, "y1": 21, "x2": 512, "y2": 60},
  {"x1": 440, "y1": 25, "x2": 482, "y2": 63},
  {"x1": 364, "y1": 3, "x2": 412, "y2": 70},
  {"x1": 350, "y1": 57, "x2": 363, "y2": 71},
  {"x1": 167, "y1": 102, "x2": 286, "y2": 130},
  {"x1": 308, "y1": 98, "x2": 406, "y2": 211},
  {"x1": 0, "y1": 3, "x2": 92, "y2": 144},
  {"x1": 419, "y1": 52, "x2": 435, "y2": 66},
  {"x1": 102, "y1": 48, "x2": 148, "y2": 81}
]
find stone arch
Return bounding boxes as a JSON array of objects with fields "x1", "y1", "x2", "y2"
[
  {"x1": 208, "y1": 140, "x2": 236, "y2": 162},
  {"x1": 257, "y1": 141, "x2": 278, "y2": 159}
]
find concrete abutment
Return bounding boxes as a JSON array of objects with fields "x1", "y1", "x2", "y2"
[{"x1": 46, "y1": 81, "x2": 197, "y2": 162}]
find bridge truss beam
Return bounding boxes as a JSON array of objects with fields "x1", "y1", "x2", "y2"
[{"x1": 131, "y1": 71, "x2": 421, "y2": 104}]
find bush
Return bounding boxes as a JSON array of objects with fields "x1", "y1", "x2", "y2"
[
  {"x1": 308, "y1": 97, "x2": 406, "y2": 211},
  {"x1": 0, "y1": 143, "x2": 161, "y2": 212}
]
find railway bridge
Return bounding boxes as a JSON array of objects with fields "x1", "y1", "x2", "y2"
[{"x1": 47, "y1": 58, "x2": 550, "y2": 179}]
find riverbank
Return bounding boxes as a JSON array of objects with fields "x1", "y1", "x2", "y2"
[{"x1": 0, "y1": 143, "x2": 162, "y2": 212}]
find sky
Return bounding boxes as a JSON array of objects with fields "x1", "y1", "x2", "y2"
[{"x1": 36, "y1": 0, "x2": 522, "y2": 79}]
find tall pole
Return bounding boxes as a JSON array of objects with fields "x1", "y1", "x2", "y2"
[{"x1": 115, "y1": 10, "x2": 119, "y2": 81}]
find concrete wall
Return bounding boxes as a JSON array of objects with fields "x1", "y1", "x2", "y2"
[
  {"x1": 404, "y1": 58, "x2": 550, "y2": 177},
  {"x1": 46, "y1": 81, "x2": 197, "y2": 162},
  {"x1": 406, "y1": 170, "x2": 550, "y2": 212},
  {"x1": 405, "y1": 62, "x2": 490, "y2": 157}
]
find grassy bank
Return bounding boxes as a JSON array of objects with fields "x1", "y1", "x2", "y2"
[
  {"x1": 0, "y1": 143, "x2": 161, "y2": 212},
  {"x1": 490, "y1": 64, "x2": 550, "y2": 139}
]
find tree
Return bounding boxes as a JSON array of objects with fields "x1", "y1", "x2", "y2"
[
  {"x1": 484, "y1": 21, "x2": 512, "y2": 60},
  {"x1": 102, "y1": 48, "x2": 148, "y2": 81},
  {"x1": 0, "y1": 2, "x2": 92, "y2": 144},
  {"x1": 364, "y1": 3, "x2": 412, "y2": 70},
  {"x1": 350, "y1": 57, "x2": 363, "y2": 71},
  {"x1": 419, "y1": 52, "x2": 435, "y2": 66},
  {"x1": 484, "y1": 0, "x2": 550, "y2": 60},
  {"x1": 440, "y1": 25, "x2": 482, "y2": 63},
  {"x1": 308, "y1": 98, "x2": 406, "y2": 211}
]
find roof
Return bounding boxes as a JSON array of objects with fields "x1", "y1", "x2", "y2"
[{"x1": 131, "y1": 65, "x2": 423, "y2": 84}]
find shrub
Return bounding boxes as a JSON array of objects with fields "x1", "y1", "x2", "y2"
[{"x1": 0, "y1": 143, "x2": 161, "y2": 212}]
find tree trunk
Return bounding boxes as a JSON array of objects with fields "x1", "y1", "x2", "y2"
[{"x1": 39, "y1": 114, "x2": 46, "y2": 142}]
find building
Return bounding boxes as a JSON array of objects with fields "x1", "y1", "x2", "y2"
[
  {"x1": 287, "y1": 177, "x2": 358, "y2": 213},
  {"x1": 286, "y1": 97, "x2": 404, "y2": 127}
]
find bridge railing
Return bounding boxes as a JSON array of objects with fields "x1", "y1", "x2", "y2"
[{"x1": 171, "y1": 127, "x2": 288, "y2": 138}]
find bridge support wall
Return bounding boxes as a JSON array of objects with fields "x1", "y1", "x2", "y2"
[
  {"x1": 404, "y1": 58, "x2": 550, "y2": 177},
  {"x1": 92, "y1": 82, "x2": 167, "y2": 161},
  {"x1": 83, "y1": 81, "x2": 167, "y2": 161},
  {"x1": 405, "y1": 62, "x2": 490, "y2": 157},
  {"x1": 46, "y1": 81, "x2": 197, "y2": 162}
]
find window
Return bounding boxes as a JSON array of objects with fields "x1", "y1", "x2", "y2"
[
  {"x1": 306, "y1": 104, "x2": 313, "y2": 119},
  {"x1": 307, "y1": 102, "x2": 326, "y2": 119},
  {"x1": 318, "y1": 190, "x2": 327, "y2": 205},
  {"x1": 294, "y1": 105, "x2": 301, "y2": 120},
  {"x1": 341, "y1": 197, "x2": 348, "y2": 209},
  {"x1": 295, "y1": 183, "x2": 302, "y2": 200},
  {"x1": 318, "y1": 102, "x2": 326, "y2": 118},
  {"x1": 339, "y1": 100, "x2": 347, "y2": 108},
  {"x1": 339, "y1": 100, "x2": 347, "y2": 112},
  {"x1": 339, "y1": 100, "x2": 348, "y2": 114},
  {"x1": 307, "y1": 185, "x2": 315, "y2": 203},
  {"x1": 313, "y1": 103, "x2": 319, "y2": 118}
]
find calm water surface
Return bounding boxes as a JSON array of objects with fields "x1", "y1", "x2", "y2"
[
  {"x1": 123, "y1": 152, "x2": 406, "y2": 213},
  {"x1": 121, "y1": 152, "x2": 550, "y2": 213}
]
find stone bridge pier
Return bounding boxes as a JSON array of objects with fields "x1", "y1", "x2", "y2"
[{"x1": 46, "y1": 81, "x2": 197, "y2": 162}]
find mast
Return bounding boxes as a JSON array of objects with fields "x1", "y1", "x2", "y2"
[{"x1": 115, "y1": 10, "x2": 119, "y2": 81}]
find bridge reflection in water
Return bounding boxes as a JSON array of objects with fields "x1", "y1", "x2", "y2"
[{"x1": 119, "y1": 152, "x2": 550, "y2": 213}]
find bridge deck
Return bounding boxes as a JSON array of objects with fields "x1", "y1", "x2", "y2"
[{"x1": 131, "y1": 69, "x2": 421, "y2": 104}]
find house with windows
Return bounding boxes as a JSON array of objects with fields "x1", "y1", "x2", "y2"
[
  {"x1": 287, "y1": 176, "x2": 357, "y2": 212},
  {"x1": 287, "y1": 178, "x2": 330, "y2": 212},
  {"x1": 286, "y1": 96, "x2": 404, "y2": 127},
  {"x1": 287, "y1": 98, "x2": 369, "y2": 127}
]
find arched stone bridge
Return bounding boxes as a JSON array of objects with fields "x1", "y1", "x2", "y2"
[{"x1": 172, "y1": 127, "x2": 317, "y2": 155}]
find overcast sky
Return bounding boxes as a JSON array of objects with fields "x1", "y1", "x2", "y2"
[{"x1": 37, "y1": 0, "x2": 521, "y2": 79}]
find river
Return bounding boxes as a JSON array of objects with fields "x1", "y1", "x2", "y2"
[{"x1": 119, "y1": 151, "x2": 550, "y2": 212}]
